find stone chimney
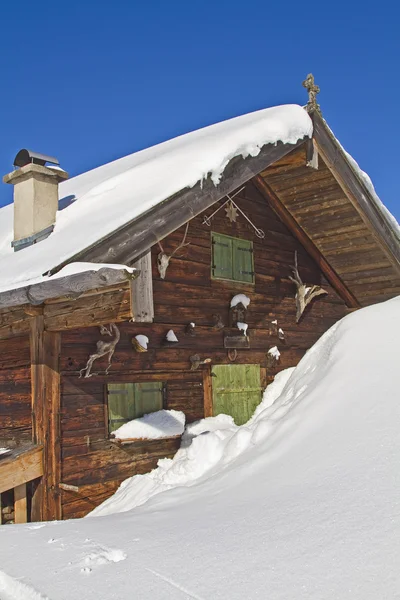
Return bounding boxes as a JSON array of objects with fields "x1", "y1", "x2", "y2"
[{"x1": 3, "y1": 149, "x2": 68, "y2": 251}]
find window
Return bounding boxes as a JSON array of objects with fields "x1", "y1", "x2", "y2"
[
  {"x1": 107, "y1": 382, "x2": 164, "y2": 434},
  {"x1": 211, "y1": 233, "x2": 254, "y2": 283}
]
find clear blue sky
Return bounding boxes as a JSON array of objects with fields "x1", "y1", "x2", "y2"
[{"x1": 0, "y1": 0, "x2": 398, "y2": 220}]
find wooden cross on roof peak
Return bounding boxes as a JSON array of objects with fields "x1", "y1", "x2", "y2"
[{"x1": 302, "y1": 73, "x2": 321, "y2": 114}]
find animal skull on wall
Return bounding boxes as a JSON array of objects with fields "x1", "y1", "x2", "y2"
[
  {"x1": 289, "y1": 252, "x2": 327, "y2": 322},
  {"x1": 157, "y1": 223, "x2": 190, "y2": 279}
]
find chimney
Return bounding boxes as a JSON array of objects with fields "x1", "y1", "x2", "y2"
[{"x1": 3, "y1": 149, "x2": 68, "y2": 251}]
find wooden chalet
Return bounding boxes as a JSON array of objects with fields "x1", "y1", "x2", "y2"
[{"x1": 0, "y1": 77, "x2": 399, "y2": 523}]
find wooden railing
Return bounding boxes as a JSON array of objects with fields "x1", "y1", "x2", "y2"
[{"x1": 0, "y1": 445, "x2": 43, "y2": 524}]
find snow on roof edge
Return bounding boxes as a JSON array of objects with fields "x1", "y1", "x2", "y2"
[
  {"x1": 0, "y1": 104, "x2": 312, "y2": 295},
  {"x1": 0, "y1": 263, "x2": 135, "y2": 308},
  {"x1": 321, "y1": 116, "x2": 400, "y2": 243}
]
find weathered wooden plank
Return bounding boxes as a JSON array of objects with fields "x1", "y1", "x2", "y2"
[
  {"x1": 203, "y1": 366, "x2": 213, "y2": 418},
  {"x1": 30, "y1": 316, "x2": 61, "y2": 521},
  {"x1": 0, "y1": 267, "x2": 134, "y2": 310},
  {"x1": 253, "y1": 175, "x2": 360, "y2": 309},
  {"x1": 0, "y1": 320, "x2": 31, "y2": 341},
  {"x1": 0, "y1": 446, "x2": 43, "y2": 494},
  {"x1": 14, "y1": 483, "x2": 27, "y2": 524},
  {"x1": 312, "y1": 112, "x2": 400, "y2": 276},
  {"x1": 61, "y1": 480, "x2": 124, "y2": 518},
  {"x1": 44, "y1": 286, "x2": 132, "y2": 331},
  {"x1": 131, "y1": 252, "x2": 154, "y2": 322}
]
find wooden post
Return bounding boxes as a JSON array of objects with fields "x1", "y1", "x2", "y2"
[
  {"x1": 30, "y1": 315, "x2": 61, "y2": 522},
  {"x1": 260, "y1": 367, "x2": 267, "y2": 390},
  {"x1": 131, "y1": 252, "x2": 154, "y2": 322},
  {"x1": 202, "y1": 366, "x2": 213, "y2": 418},
  {"x1": 14, "y1": 483, "x2": 27, "y2": 524}
]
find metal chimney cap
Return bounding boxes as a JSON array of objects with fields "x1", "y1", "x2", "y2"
[{"x1": 13, "y1": 149, "x2": 60, "y2": 168}]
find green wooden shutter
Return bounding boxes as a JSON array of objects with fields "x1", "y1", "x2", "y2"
[
  {"x1": 134, "y1": 382, "x2": 163, "y2": 417},
  {"x1": 107, "y1": 383, "x2": 136, "y2": 432},
  {"x1": 211, "y1": 364, "x2": 261, "y2": 425},
  {"x1": 107, "y1": 382, "x2": 164, "y2": 433},
  {"x1": 212, "y1": 233, "x2": 233, "y2": 279},
  {"x1": 232, "y1": 238, "x2": 254, "y2": 283}
]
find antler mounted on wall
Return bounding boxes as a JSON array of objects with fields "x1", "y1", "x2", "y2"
[
  {"x1": 157, "y1": 223, "x2": 190, "y2": 279},
  {"x1": 79, "y1": 323, "x2": 121, "y2": 378},
  {"x1": 289, "y1": 252, "x2": 328, "y2": 322}
]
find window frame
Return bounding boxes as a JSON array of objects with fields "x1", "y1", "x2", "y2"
[
  {"x1": 211, "y1": 232, "x2": 255, "y2": 284},
  {"x1": 106, "y1": 381, "x2": 166, "y2": 436}
]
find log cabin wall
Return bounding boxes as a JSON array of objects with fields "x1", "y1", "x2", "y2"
[
  {"x1": 0, "y1": 336, "x2": 31, "y2": 442},
  {"x1": 58, "y1": 179, "x2": 349, "y2": 519}
]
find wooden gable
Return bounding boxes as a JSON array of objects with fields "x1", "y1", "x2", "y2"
[{"x1": 258, "y1": 142, "x2": 400, "y2": 307}]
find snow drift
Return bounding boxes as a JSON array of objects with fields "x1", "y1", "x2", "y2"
[{"x1": 0, "y1": 297, "x2": 399, "y2": 600}]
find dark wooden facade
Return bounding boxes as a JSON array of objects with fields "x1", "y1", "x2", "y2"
[
  {"x1": 1, "y1": 129, "x2": 399, "y2": 523},
  {"x1": 57, "y1": 177, "x2": 349, "y2": 518}
]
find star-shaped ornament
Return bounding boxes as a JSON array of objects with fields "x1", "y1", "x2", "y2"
[{"x1": 225, "y1": 201, "x2": 238, "y2": 223}]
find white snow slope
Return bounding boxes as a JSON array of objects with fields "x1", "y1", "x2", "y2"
[{"x1": 0, "y1": 296, "x2": 399, "y2": 600}]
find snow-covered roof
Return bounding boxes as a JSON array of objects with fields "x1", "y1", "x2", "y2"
[{"x1": 0, "y1": 104, "x2": 312, "y2": 297}]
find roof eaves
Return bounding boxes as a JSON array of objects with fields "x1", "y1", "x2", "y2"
[
  {"x1": 53, "y1": 137, "x2": 310, "y2": 272},
  {"x1": 312, "y1": 111, "x2": 400, "y2": 275},
  {"x1": 0, "y1": 267, "x2": 135, "y2": 309}
]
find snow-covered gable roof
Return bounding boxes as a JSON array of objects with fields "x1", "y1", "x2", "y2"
[{"x1": 0, "y1": 104, "x2": 312, "y2": 297}]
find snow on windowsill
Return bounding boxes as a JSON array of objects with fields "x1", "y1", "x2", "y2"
[{"x1": 111, "y1": 409, "x2": 186, "y2": 441}]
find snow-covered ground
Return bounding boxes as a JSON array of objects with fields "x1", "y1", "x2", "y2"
[{"x1": 0, "y1": 296, "x2": 399, "y2": 599}]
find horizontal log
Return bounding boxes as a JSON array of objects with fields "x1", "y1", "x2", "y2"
[
  {"x1": 61, "y1": 453, "x2": 176, "y2": 487},
  {"x1": 0, "y1": 320, "x2": 31, "y2": 341},
  {"x1": 0, "y1": 267, "x2": 135, "y2": 310},
  {"x1": 45, "y1": 286, "x2": 132, "y2": 331},
  {"x1": 61, "y1": 479, "x2": 126, "y2": 518},
  {"x1": 0, "y1": 445, "x2": 43, "y2": 494}
]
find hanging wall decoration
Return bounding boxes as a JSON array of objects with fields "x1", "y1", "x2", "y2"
[
  {"x1": 289, "y1": 252, "x2": 328, "y2": 322},
  {"x1": 163, "y1": 329, "x2": 179, "y2": 346},
  {"x1": 190, "y1": 355, "x2": 211, "y2": 370},
  {"x1": 185, "y1": 322, "x2": 196, "y2": 336},
  {"x1": 79, "y1": 323, "x2": 120, "y2": 378},
  {"x1": 212, "y1": 314, "x2": 225, "y2": 330},
  {"x1": 230, "y1": 293, "x2": 250, "y2": 327},
  {"x1": 157, "y1": 223, "x2": 190, "y2": 279},
  {"x1": 266, "y1": 345, "x2": 281, "y2": 369},
  {"x1": 202, "y1": 187, "x2": 265, "y2": 238},
  {"x1": 132, "y1": 334, "x2": 149, "y2": 352}
]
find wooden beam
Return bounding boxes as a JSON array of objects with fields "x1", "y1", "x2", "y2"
[
  {"x1": 0, "y1": 446, "x2": 43, "y2": 494},
  {"x1": 131, "y1": 252, "x2": 154, "y2": 322},
  {"x1": 0, "y1": 267, "x2": 134, "y2": 310},
  {"x1": 253, "y1": 175, "x2": 360, "y2": 309},
  {"x1": 312, "y1": 112, "x2": 400, "y2": 276},
  {"x1": 62, "y1": 139, "x2": 309, "y2": 268},
  {"x1": 203, "y1": 366, "x2": 213, "y2": 418},
  {"x1": 44, "y1": 283, "x2": 132, "y2": 332},
  {"x1": 0, "y1": 306, "x2": 30, "y2": 340},
  {"x1": 30, "y1": 316, "x2": 62, "y2": 521},
  {"x1": 14, "y1": 483, "x2": 27, "y2": 524}
]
